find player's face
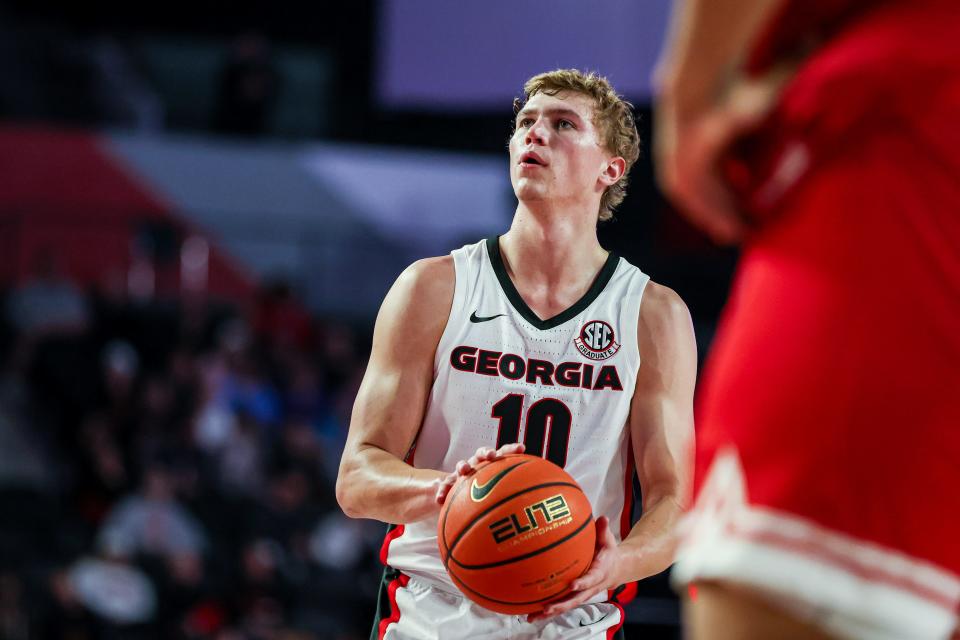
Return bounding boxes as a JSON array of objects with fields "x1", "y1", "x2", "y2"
[{"x1": 509, "y1": 91, "x2": 614, "y2": 210}]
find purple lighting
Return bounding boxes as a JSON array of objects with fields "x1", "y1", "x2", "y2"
[{"x1": 377, "y1": 0, "x2": 671, "y2": 110}]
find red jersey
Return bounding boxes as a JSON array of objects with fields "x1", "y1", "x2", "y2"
[{"x1": 674, "y1": 2, "x2": 960, "y2": 637}]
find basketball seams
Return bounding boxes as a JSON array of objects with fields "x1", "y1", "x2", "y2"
[
  {"x1": 446, "y1": 563, "x2": 578, "y2": 609},
  {"x1": 449, "y1": 513, "x2": 594, "y2": 570}
]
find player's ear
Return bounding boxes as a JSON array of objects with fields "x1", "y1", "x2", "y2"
[{"x1": 599, "y1": 156, "x2": 626, "y2": 187}]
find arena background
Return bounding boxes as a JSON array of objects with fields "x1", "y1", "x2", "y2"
[{"x1": 0, "y1": 1, "x2": 738, "y2": 638}]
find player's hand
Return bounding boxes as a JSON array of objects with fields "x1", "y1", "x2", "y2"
[
  {"x1": 526, "y1": 516, "x2": 620, "y2": 622},
  {"x1": 654, "y1": 66, "x2": 795, "y2": 245},
  {"x1": 434, "y1": 443, "x2": 526, "y2": 505}
]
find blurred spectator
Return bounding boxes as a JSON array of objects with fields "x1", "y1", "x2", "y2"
[
  {"x1": 194, "y1": 347, "x2": 237, "y2": 453},
  {"x1": 64, "y1": 556, "x2": 158, "y2": 625},
  {"x1": 6, "y1": 251, "x2": 89, "y2": 337},
  {"x1": 222, "y1": 351, "x2": 283, "y2": 431},
  {"x1": 103, "y1": 340, "x2": 139, "y2": 388},
  {"x1": 137, "y1": 372, "x2": 192, "y2": 455},
  {"x1": 98, "y1": 339, "x2": 140, "y2": 422},
  {"x1": 97, "y1": 461, "x2": 207, "y2": 562},
  {"x1": 0, "y1": 271, "x2": 375, "y2": 638},
  {"x1": 0, "y1": 349, "x2": 57, "y2": 492},
  {"x1": 217, "y1": 410, "x2": 266, "y2": 499},
  {"x1": 308, "y1": 512, "x2": 369, "y2": 572},
  {"x1": 213, "y1": 33, "x2": 280, "y2": 136},
  {"x1": 316, "y1": 320, "x2": 361, "y2": 393},
  {"x1": 0, "y1": 571, "x2": 28, "y2": 640},
  {"x1": 284, "y1": 357, "x2": 329, "y2": 426},
  {"x1": 73, "y1": 413, "x2": 132, "y2": 524},
  {"x1": 247, "y1": 463, "x2": 322, "y2": 558},
  {"x1": 253, "y1": 280, "x2": 315, "y2": 353},
  {"x1": 229, "y1": 538, "x2": 294, "y2": 635}
]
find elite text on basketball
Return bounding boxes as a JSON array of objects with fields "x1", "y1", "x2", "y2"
[{"x1": 488, "y1": 494, "x2": 573, "y2": 545}]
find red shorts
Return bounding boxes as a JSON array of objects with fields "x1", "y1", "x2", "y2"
[{"x1": 672, "y1": 2, "x2": 960, "y2": 638}]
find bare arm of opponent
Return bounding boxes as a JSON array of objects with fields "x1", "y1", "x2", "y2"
[
  {"x1": 335, "y1": 257, "x2": 455, "y2": 524},
  {"x1": 655, "y1": 0, "x2": 793, "y2": 244},
  {"x1": 531, "y1": 282, "x2": 697, "y2": 619}
]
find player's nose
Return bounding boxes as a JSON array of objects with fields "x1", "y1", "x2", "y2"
[{"x1": 524, "y1": 117, "x2": 548, "y2": 145}]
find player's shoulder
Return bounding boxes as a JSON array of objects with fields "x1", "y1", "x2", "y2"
[
  {"x1": 635, "y1": 281, "x2": 697, "y2": 376},
  {"x1": 373, "y1": 255, "x2": 455, "y2": 350},
  {"x1": 387, "y1": 255, "x2": 455, "y2": 318},
  {"x1": 398, "y1": 255, "x2": 454, "y2": 296},
  {"x1": 400, "y1": 254, "x2": 454, "y2": 281},
  {"x1": 638, "y1": 281, "x2": 693, "y2": 339}
]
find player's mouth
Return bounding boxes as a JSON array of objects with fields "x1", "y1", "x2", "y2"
[{"x1": 518, "y1": 151, "x2": 547, "y2": 168}]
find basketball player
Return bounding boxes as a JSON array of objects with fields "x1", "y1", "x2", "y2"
[
  {"x1": 655, "y1": 0, "x2": 960, "y2": 638},
  {"x1": 336, "y1": 69, "x2": 697, "y2": 639}
]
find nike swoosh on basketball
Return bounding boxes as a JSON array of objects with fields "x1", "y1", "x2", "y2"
[
  {"x1": 470, "y1": 461, "x2": 527, "y2": 502},
  {"x1": 470, "y1": 311, "x2": 506, "y2": 323}
]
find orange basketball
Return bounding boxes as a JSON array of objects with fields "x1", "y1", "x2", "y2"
[{"x1": 437, "y1": 453, "x2": 596, "y2": 615}]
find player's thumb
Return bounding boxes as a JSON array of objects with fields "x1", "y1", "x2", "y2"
[{"x1": 595, "y1": 516, "x2": 615, "y2": 546}]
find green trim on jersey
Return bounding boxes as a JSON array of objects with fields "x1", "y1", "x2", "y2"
[{"x1": 485, "y1": 236, "x2": 620, "y2": 330}]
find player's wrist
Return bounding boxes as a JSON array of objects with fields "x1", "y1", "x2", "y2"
[
  {"x1": 610, "y1": 537, "x2": 653, "y2": 586},
  {"x1": 605, "y1": 543, "x2": 631, "y2": 588}
]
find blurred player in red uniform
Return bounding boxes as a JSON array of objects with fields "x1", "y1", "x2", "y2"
[{"x1": 656, "y1": 0, "x2": 960, "y2": 638}]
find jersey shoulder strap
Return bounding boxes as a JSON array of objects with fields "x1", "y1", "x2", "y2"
[{"x1": 435, "y1": 239, "x2": 487, "y2": 370}]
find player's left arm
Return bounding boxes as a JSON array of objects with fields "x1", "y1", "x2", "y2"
[{"x1": 529, "y1": 282, "x2": 696, "y2": 620}]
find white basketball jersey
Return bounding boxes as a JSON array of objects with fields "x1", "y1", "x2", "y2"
[{"x1": 384, "y1": 237, "x2": 650, "y2": 593}]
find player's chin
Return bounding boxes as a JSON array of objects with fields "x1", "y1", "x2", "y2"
[{"x1": 513, "y1": 179, "x2": 546, "y2": 198}]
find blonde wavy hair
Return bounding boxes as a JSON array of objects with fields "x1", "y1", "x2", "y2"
[{"x1": 514, "y1": 69, "x2": 640, "y2": 221}]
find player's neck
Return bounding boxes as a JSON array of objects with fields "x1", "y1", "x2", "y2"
[{"x1": 500, "y1": 203, "x2": 608, "y2": 292}]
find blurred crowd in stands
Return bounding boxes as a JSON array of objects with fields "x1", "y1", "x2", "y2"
[{"x1": 0, "y1": 256, "x2": 382, "y2": 639}]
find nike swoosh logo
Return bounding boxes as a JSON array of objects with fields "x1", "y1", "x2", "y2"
[
  {"x1": 470, "y1": 311, "x2": 506, "y2": 323},
  {"x1": 470, "y1": 461, "x2": 528, "y2": 502},
  {"x1": 579, "y1": 611, "x2": 612, "y2": 627}
]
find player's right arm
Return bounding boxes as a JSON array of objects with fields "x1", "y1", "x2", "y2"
[{"x1": 335, "y1": 256, "x2": 455, "y2": 524}]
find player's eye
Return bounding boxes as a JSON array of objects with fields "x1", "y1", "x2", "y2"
[
  {"x1": 517, "y1": 117, "x2": 534, "y2": 128},
  {"x1": 557, "y1": 119, "x2": 575, "y2": 130}
]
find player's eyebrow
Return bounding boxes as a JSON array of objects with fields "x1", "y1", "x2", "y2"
[{"x1": 515, "y1": 107, "x2": 586, "y2": 123}]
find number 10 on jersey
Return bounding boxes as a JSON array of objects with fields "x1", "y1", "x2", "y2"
[{"x1": 492, "y1": 393, "x2": 572, "y2": 468}]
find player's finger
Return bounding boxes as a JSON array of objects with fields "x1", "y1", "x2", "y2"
[
  {"x1": 526, "y1": 609, "x2": 547, "y2": 622},
  {"x1": 570, "y1": 562, "x2": 609, "y2": 592},
  {"x1": 496, "y1": 442, "x2": 525, "y2": 456},
  {"x1": 600, "y1": 520, "x2": 618, "y2": 547},
  {"x1": 475, "y1": 446, "x2": 494, "y2": 459},
  {"x1": 570, "y1": 570, "x2": 602, "y2": 592},
  {"x1": 595, "y1": 516, "x2": 615, "y2": 546},
  {"x1": 537, "y1": 588, "x2": 595, "y2": 619},
  {"x1": 435, "y1": 481, "x2": 453, "y2": 504},
  {"x1": 468, "y1": 449, "x2": 490, "y2": 467}
]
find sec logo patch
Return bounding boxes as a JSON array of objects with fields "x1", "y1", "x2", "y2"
[{"x1": 574, "y1": 320, "x2": 620, "y2": 360}]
